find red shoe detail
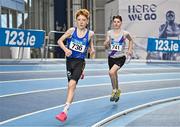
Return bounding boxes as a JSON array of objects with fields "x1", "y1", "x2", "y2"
[
  {"x1": 56, "y1": 112, "x2": 67, "y2": 122},
  {"x1": 80, "y1": 73, "x2": 84, "y2": 79}
]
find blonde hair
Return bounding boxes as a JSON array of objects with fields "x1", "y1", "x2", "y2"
[{"x1": 75, "y1": 9, "x2": 90, "y2": 19}]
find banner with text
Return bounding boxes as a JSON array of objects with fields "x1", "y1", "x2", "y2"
[
  {"x1": 147, "y1": 38, "x2": 180, "y2": 53},
  {"x1": 105, "y1": 0, "x2": 180, "y2": 60},
  {"x1": 0, "y1": 27, "x2": 45, "y2": 48}
]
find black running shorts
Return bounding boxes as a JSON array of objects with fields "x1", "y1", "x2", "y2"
[
  {"x1": 108, "y1": 55, "x2": 126, "y2": 69},
  {"x1": 66, "y1": 58, "x2": 85, "y2": 82}
]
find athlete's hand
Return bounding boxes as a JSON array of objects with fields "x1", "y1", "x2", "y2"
[
  {"x1": 90, "y1": 48, "x2": 96, "y2": 58},
  {"x1": 90, "y1": 48, "x2": 95, "y2": 54},
  {"x1": 126, "y1": 50, "x2": 132, "y2": 56},
  {"x1": 65, "y1": 49, "x2": 72, "y2": 57},
  {"x1": 104, "y1": 42, "x2": 110, "y2": 49}
]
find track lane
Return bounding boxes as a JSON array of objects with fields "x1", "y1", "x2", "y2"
[{"x1": 1, "y1": 87, "x2": 180, "y2": 126}]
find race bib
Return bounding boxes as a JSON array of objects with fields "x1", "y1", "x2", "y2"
[
  {"x1": 111, "y1": 43, "x2": 122, "y2": 51},
  {"x1": 69, "y1": 41, "x2": 85, "y2": 53}
]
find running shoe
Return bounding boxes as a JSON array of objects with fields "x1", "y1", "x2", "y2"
[
  {"x1": 110, "y1": 90, "x2": 116, "y2": 101},
  {"x1": 114, "y1": 89, "x2": 121, "y2": 102},
  {"x1": 56, "y1": 112, "x2": 67, "y2": 122}
]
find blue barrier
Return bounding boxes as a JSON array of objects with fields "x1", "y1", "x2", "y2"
[
  {"x1": 147, "y1": 38, "x2": 180, "y2": 53},
  {"x1": 0, "y1": 27, "x2": 45, "y2": 48}
]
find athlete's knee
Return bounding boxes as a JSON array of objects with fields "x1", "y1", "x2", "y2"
[
  {"x1": 109, "y1": 70, "x2": 115, "y2": 76},
  {"x1": 68, "y1": 80, "x2": 77, "y2": 89}
]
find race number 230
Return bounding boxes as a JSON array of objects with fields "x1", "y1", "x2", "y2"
[
  {"x1": 5, "y1": 30, "x2": 36, "y2": 46},
  {"x1": 155, "y1": 39, "x2": 179, "y2": 52}
]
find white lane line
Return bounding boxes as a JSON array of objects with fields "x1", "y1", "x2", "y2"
[
  {"x1": 104, "y1": 100, "x2": 180, "y2": 127},
  {"x1": 1, "y1": 78, "x2": 180, "y2": 98},
  {"x1": 0, "y1": 58, "x2": 179, "y2": 64},
  {"x1": 0, "y1": 67, "x2": 180, "y2": 74},
  {"x1": 0, "y1": 64, "x2": 66, "y2": 67},
  {"x1": 0, "y1": 77, "x2": 67, "y2": 84},
  {"x1": 92, "y1": 96, "x2": 180, "y2": 127},
  {"x1": 0, "y1": 72, "x2": 180, "y2": 84},
  {"x1": 0, "y1": 61, "x2": 165, "y2": 66},
  {"x1": 1, "y1": 86, "x2": 180, "y2": 125}
]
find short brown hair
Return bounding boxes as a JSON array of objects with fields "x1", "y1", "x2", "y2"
[
  {"x1": 75, "y1": 9, "x2": 90, "y2": 19},
  {"x1": 113, "y1": 15, "x2": 122, "y2": 22}
]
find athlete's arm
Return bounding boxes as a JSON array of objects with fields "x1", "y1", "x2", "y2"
[
  {"x1": 124, "y1": 31, "x2": 133, "y2": 55},
  {"x1": 89, "y1": 31, "x2": 95, "y2": 58},
  {"x1": 58, "y1": 27, "x2": 74, "y2": 57},
  {"x1": 104, "y1": 31, "x2": 110, "y2": 49}
]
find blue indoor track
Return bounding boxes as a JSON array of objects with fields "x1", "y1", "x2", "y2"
[{"x1": 0, "y1": 59, "x2": 180, "y2": 127}]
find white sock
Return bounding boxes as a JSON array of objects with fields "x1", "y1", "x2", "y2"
[
  {"x1": 113, "y1": 89, "x2": 117, "y2": 93},
  {"x1": 63, "y1": 103, "x2": 70, "y2": 114}
]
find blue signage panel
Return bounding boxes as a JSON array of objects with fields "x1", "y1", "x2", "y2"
[
  {"x1": 0, "y1": 0, "x2": 24, "y2": 13},
  {"x1": 147, "y1": 38, "x2": 180, "y2": 53},
  {"x1": 0, "y1": 28, "x2": 45, "y2": 48}
]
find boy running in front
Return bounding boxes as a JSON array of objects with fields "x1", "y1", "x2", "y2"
[{"x1": 55, "y1": 9, "x2": 95, "y2": 122}]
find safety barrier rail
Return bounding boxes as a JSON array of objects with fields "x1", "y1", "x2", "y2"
[
  {"x1": 0, "y1": 28, "x2": 179, "y2": 62},
  {"x1": 44, "y1": 30, "x2": 180, "y2": 61}
]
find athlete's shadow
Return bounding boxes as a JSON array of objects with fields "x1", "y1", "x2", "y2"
[
  {"x1": 58, "y1": 102, "x2": 121, "y2": 126},
  {"x1": 100, "y1": 103, "x2": 120, "y2": 118}
]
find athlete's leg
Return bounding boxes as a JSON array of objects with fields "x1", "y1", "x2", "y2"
[
  {"x1": 109, "y1": 64, "x2": 120, "y2": 89},
  {"x1": 109, "y1": 64, "x2": 120, "y2": 101},
  {"x1": 56, "y1": 79, "x2": 77, "y2": 122},
  {"x1": 63, "y1": 60, "x2": 83, "y2": 113},
  {"x1": 109, "y1": 56, "x2": 125, "y2": 102},
  {"x1": 115, "y1": 67, "x2": 123, "y2": 102},
  {"x1": 66, "y1": 79, "x2": 77, "y2": 104},
  {"x1": 115, "y1": 72, "x2": 119, "y2": 89},
  {"x1": 113, "y1": 68, "x2": 121, "y2": 102},
  {"x1": 56, "y1": 59, "x2": 84, "y2": 122},
  {"x1": 56, "y1": 80, "x2": 77, "y2": 121},
  {"x1": 63, "y1": 79, "x2": 77, "y2": 113}
]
